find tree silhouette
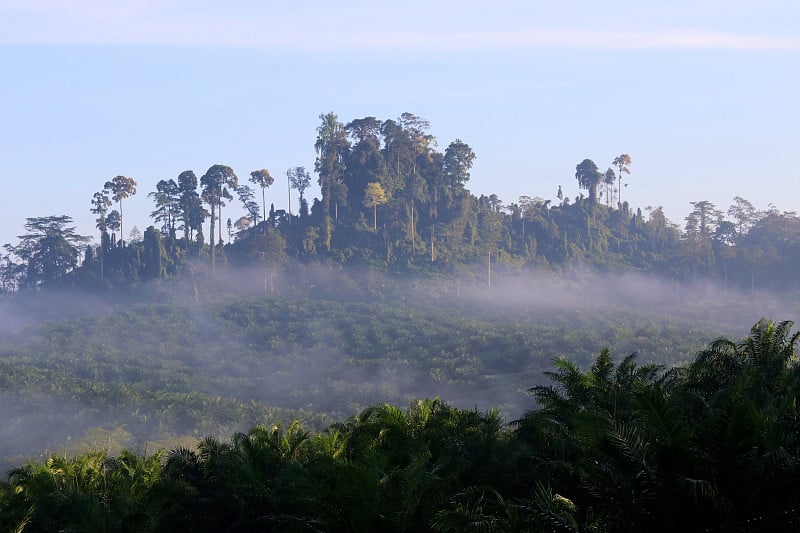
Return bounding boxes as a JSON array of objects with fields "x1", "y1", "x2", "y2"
[
  {"x1": 4, "y1": 216, "x2": 89, "y2": 289},
  {"x1": 612, "y1": 154, "x2": 632, "y2": 208},
  {"x1": 315, "y1": 112, "x2": 350, "y2": 250},
  {"x1": 90, "y1": 190, "x2": 111, "y2": 286},
  {"x1": 236, "y1": 184, "x2": 260, "y2": 224},
  {"x1": 249, "y1": 169, "x2": 274, "y2": 224},
  {"x1": 288, "y1": 166, "x2": 312, "y2": 217},
  {"x1": 177, "y1": 170, "x2": 204, "y2": 244},
  {"x1": 442, "y1": 139, "x2": 475, "y2": 191},
  {"x1": 148, "y1": 179, "x2": 180, "y2": 238},
  {"x1": 201, "y1": 164, "x2": 237, "y2": 271},
  {"x1": 604, "y1": 167, "x2": 616, "y2": 207},
  {"x1": 575, "y1": 159, "x2": 602, "y2": 204},
  {"x1": 103, "y1": 175, "x2": 137, "y2": 247}
]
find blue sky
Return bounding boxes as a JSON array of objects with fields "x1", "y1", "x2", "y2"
[{"x1": 1, "y1": 1, "x2": 798, "y2": 247}]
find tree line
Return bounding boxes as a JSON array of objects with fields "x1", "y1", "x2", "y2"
[{"x1": 2, "y1": 112, "x2": 798, "y2": 294}]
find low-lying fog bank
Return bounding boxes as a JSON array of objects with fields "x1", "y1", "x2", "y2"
[{"x1": 0, "y1": 265, "x2": 796, "y2": 465}]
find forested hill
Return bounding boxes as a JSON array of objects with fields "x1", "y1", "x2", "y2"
[{"x1": 1, "y1": 112, "x2": 799, "y2": 294}]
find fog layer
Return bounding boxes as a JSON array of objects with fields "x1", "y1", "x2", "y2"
[{"x1": 0, "y1": 266, "x2": 795, "y2": 465}]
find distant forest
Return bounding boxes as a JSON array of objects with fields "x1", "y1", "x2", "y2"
[{"x1": 2, "y1": 112, "x2": 798, "y2": 294}]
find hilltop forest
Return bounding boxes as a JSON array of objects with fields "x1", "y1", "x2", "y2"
[{"x1": 1, "y1": 112, "x2": 799, "y2": 294}]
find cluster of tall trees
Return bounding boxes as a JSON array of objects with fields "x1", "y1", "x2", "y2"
[
  {"x1": 2, "y1": 319, "x2": 800, "y2": 531},
  {"x1": 2, "y1": 112, "x2": 799, "y2": 294}
]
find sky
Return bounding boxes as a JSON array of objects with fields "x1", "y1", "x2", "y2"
[{"x1": 0, "y1": 0, "x2": 798, "y2": 247}]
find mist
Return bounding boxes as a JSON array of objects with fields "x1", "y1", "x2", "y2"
[{"x1": 0, "y1": 262, "x2": 797, "y2": 467}]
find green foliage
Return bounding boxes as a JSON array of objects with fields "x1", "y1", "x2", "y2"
[
  {"x1": 3, "y1": 216, "x2": 89, "y2": 290},
  {"x1": 5, "y1": 111, "x2": 800, "y2": 530},
  {"x1": 103, "y1": 175, "x2": 138, "y2": 248},
  {"x1": 0, "y1": 111, "x2": 795, "y2": 298},
  {"x1": 3, "y1": 319, "x2": 800, "y2": 531},
  {"x1": 0, "y1": 281, "x2": 722, "y2": 471}
]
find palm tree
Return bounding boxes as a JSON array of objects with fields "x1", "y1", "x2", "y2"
[
  {"x1": 687, "y1": 318, "x2": 799, "y2": 401},
  {"x1": 517, "y1": 349, "x2": 675, "y2": 530}
]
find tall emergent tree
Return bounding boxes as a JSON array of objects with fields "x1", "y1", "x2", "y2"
[
  {"x1": 603, "y1": 167, "x2": 616, "y2": 207},
  {"x1": 575, "y1": 159, "x2": 602, "y2": 204},
  {"x1": 90, "y1": 190, "x2": 111, "y2": 286},
  {"x1": 727, "y1": 195, "x2": 758, "y2": 237},
  {"x1": 4, "y1": 216, "x2": 89, "y2": 289},
  {"x1": 249, "y1": 169, "x2": 274, "y2": 224},
  {"x1": 315, "y1": 112, "x2": 350, "y2": 251},
  {"x1": 148, "y1": 179, "x2": 180, "y2": 238},
  {"x1": 288, "y1": 166, "x2": 312, "y2": 217},
  {"x1": 363, "y1": 182, "x2": 388, "y2": 230},
  {"x1": 612, "y1": 154, "x2": 632, "y2": 208},
  {"x1": 218, "y1": 186, "x2": 235, "y2": 245},
  {"x1": 177, "y1": 170, "x2": 204, "y2": 244},
  {"x1": 345, "y1": 116, "x2": 387, "y2": 222},
  {"x1": 105, "y1": 210, "x2": 121, "y2": 246},
  {"x1": 102, "y1": 175, "x2": 137, "y2": 247},
  {"x1": 201, "y1": 165, "x2": 238, "y2": 271},
  {"x1": 442, "y1": 139, "x2": 475, "y2": 192},
  {"x1": 236, "y1": 185, "x2": 260, "y2": 225},
  {"x1": 688, "y1": 200, "x2": 722, "y2": 238}
]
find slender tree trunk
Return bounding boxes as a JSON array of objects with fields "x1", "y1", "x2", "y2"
[
  {"x1": 373, "y1": 204, "x2": 377, "y2": 230},
  {"x1": 287, "y1": 174, "x2": 292, "y2": 223},
  {"x1": 119, "y1": 200, "x2": 124, "y2": 247},
  {"x1": 262, "y1": 187, "x2": 266, "y2": 224},
  {"x1": 210, "y1": 203, "x2": 216, "y2": 272},
  {"x1": 411, "y1": 167, "x2": 416, "y2": 252},
  {"x1": 322, "y1": 179, "x2": 332, "y2": 251},
  {"x1": 219, "y1": 200, "x2": 224, "y2": 245},
  {"x1": 99, "y1": 237, "x2": 104, "y2": 287},
  {"x1": 410, "y1": 200, "x2": 415, "y2": 253}
]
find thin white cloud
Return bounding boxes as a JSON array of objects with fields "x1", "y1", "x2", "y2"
[
  {"x1": 0, "y1": 2, "x2": 797, "y2": 51},
  {"x1": 330, "y1": 29, "x2": 800, "y2": 52}
]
